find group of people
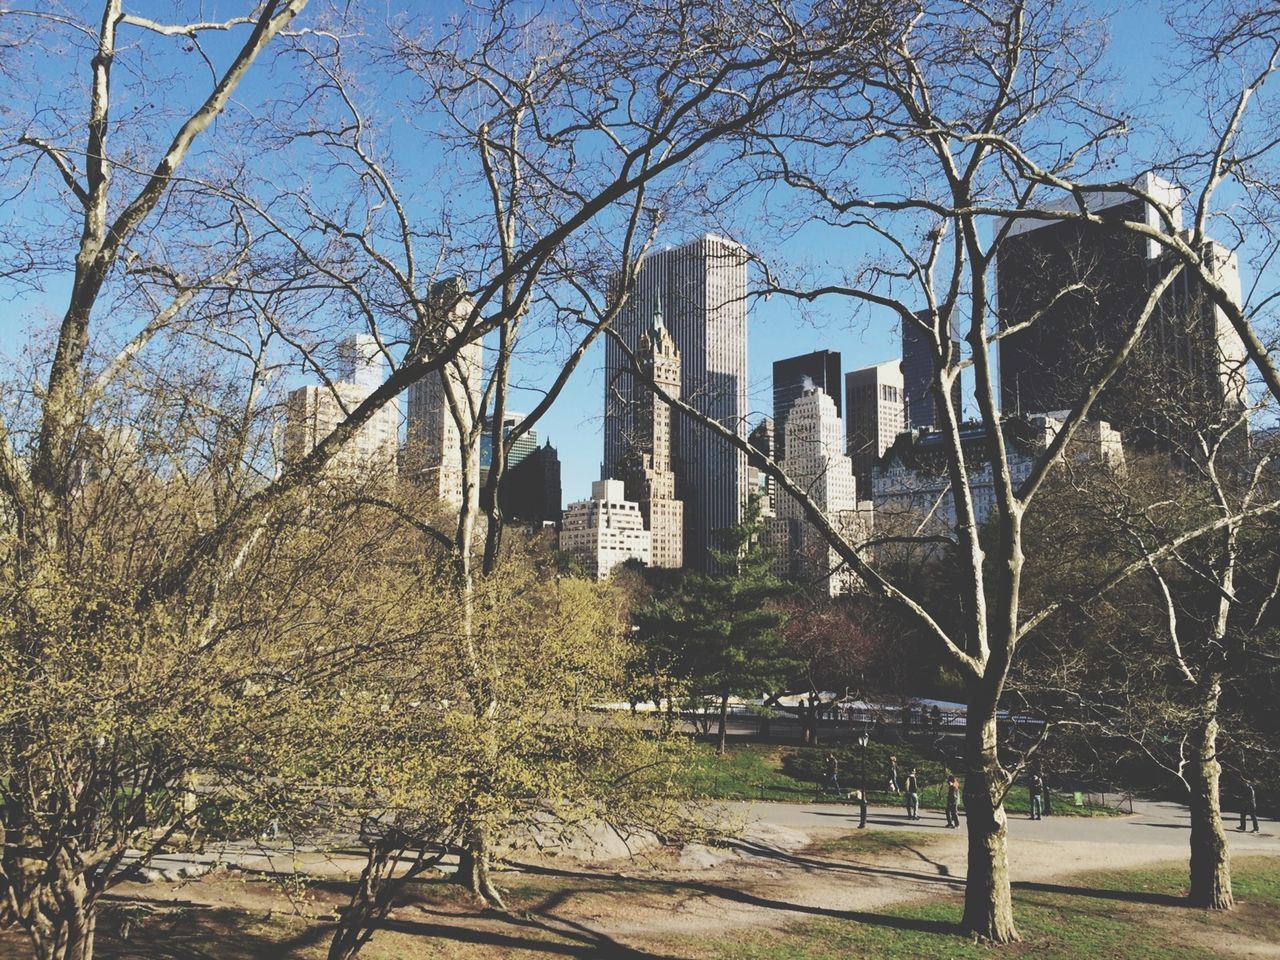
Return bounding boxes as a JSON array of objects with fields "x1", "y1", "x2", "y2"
[
  {"x1": 822, "y1": 753, "x2": 962, "y2": 826},
  {"x1": 823, "y1": 753, "x2": 1267, "y2": 833}
]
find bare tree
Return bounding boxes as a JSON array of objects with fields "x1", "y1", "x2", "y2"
[{"x1": 605, "y1": 0, "x2": 1273, "y2": 942}]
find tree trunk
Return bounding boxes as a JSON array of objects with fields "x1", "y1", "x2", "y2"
[
  {"x1": 1187, "y1": 709, "x2": 1233, "y2": 910},
  {"x1": 327, "y1": 844, "x2": 393, "y2": 960},
  {"x1": 23, "y1": 869, "x2": 97, "y2": 960},
  {"x1": 716, "y1": 693, "x2": 729, "y2": 756},
  {"x1": 961, "y1": 705, "x2": 1019, "y2": 943},
  {"x1": 455, "y1": 828, "x2": 505, "y2": 910}
]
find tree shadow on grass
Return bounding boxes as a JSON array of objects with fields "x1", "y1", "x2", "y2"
[
  {"x1": 514, "y1": 862, "x2": 959, "y2": 938},
  {"x1": 1011, "y1": 880, "x2": 1185, "y2": 907}
]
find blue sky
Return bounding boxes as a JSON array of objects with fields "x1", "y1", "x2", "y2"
[{"x1": 3, "y1": 2, "x2": 1262, "y2": 508}]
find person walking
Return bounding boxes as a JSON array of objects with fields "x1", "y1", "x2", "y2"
[
  {"x1": 945, "y1": 775, "x2": 961, "y2": 827},
  {"x1": 1239, "y1": 778, "x2": 1260, "y2": 833},
  {"x1": 905, "y1": 768, "x2": 920, "y2": 820},
  {"x1": 822, "y1": 751, "x2": 840, "y2": 794},
  {"x1": 1029, "y1": 772, "x2": 1044, "y2": 820},
  {"x1": 888, "y1": 755, "x2": 900, "y2": 793}
]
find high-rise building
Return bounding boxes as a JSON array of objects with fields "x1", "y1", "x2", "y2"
[
  {"x1": 902, "y1": 312, "x2": 962, "y2": 429},
  {"x1": 603, "y1": 233, "x2": 749, "y2": 571},
  {"x1": 405, "y1": 278, "x2": 484, "y2": 508},
  {"x1": 773, "y1": 385, "x2": 865, "y2": 595},
  {"x1": 560, "y1": 479, "x2": 652, "y2": 580},
  {"x1": 503, "y1": 439, "x2": 562, "y2": 526},
  {"x1": 618, "y1": 300, "x2": 684, "y2": 568},
  {"x1": 997, "y1": 173, "x2": 1247, "y2": 437},
  {"x1": 283, "y1": 334, "x2": 398, "y2": 480},
  {"x1": 772, "y1": 349, "x2": 842, "y2": 461},
  {"x1": 480, "y1": 412, "x2": 537, "y2": 488},
  {"x1": 747, "y1": 418, "x2": 776, "y2": 517},
  {"x1": 845, "y1": 361, "x2": 906, "y2": 494}
]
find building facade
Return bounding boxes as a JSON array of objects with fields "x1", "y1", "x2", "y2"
[
  {"x1": 845, "y1": 360, "x2": 906, "y2": 494},
  {"x1": 872, "y1": 414, "x2": 1125, "y2": 536},
  {"x1": 902, "y1": 311, "x2": 962, "y2": 430},
  {"x1": 502, "y1": 439, "x2": 563, "y2": 526},
  {"x1": 747, "y1": 418, "x2": 776, "y2": 517},
  {"x1": 996, "y1": 173, "x2": 1247, "y2": 438},
  {"x1": 772, "y1": 349, "x2": 841, "y2": 461},
  {"x1": 602, "y1": 234, "x2": 749, "y2": 571},
  {"x1": 560, "y1": 478, "x2": 652, "y2": 580},
  {"x1": 283, "y1": 334, "x2": 398, "y2": 480},
  {"x1": 618, "y1": 301, "x2": 684, "y2": 568},
  {"x1": 405, "y1": 279, "x2": 484, "y2": 508},
  {"x1": 771, "y1": 386, "x2": 866, "y2": 596}
]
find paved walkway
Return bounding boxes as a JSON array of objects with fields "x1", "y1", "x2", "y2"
[{"x1": 734, "y1": 798, "x2": 1280, "y2": 852}]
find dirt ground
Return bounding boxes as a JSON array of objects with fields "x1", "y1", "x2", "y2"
[{"x1": 2, "y1": 804, "x2": 1278, "y2": 958}]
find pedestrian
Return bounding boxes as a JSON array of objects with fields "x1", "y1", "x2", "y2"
[
  {"x1": 905, "y1": 768, "x2": 920, "y2": 820},
  {"x1": 822, "y1": 751, "x2": 840, "y2": 793},
  {"x1": 1029, "y1": 772, "x2": 1044, "y2": 820},
  {"x1": 1239, "y1": 778, "x2": 1260, "y2": 833},
  {"x1": 888, "y1": 755, "x2": 900, "y2": 793},
  {"x1": 945, "y1": 775, "x2": 961, "y2": 827},
  {"x1": 930, "y1": 704, "x2": 943, "y2": 733}
]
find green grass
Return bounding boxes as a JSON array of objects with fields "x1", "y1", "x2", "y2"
[
  {"x1": 804, "y1": 830, "x2": 937, "y2": 859},
  {"x1": 683, "y1": 741, "x2": 1112, "y2": 816},
  {"x1": 702, "y1": 857, "x2": 1280, "y2": 960}
]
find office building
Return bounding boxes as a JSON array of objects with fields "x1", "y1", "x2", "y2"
[
  {"x1": 560, "y1": 479, "x2": 652, "y2": 580},
  {"x1": 618, "y1": 301, "x2": 684, "y2": 568},
  {"x1": 902, "y1": 311, "x2": 963, "y2": 429},
  {"x1": 773, "y1": 349, "x2": 841, "y2": 461},
  {"x1": 845, "y1": 361, "x2": 906, "y2": 494},
  {"x1": 747, "y1": 419, "x2": 776, "y2": 517},
  {"x1": 997, "y1": 173, "x2": 1247, "y2": 437},
  {"x1": 873, "y1": 414, "x2": 1125, "y2": 536},
  {"x1": 405, "y1": 278, "x2": 484, "y2": 508},
  {"x1": 503, "y1": 439, "x2": 563, "y2": 526},
  {"x1": 480, "y1": 412, "x2": 538, "y2": 488},
  {"x1": 283, "y1": 334, "x2": 398, "y2": 480},
  {"x1": 603, "y1": 233, "x2": 749, "y2": 571},
  {"x1": 773, "y1": 385, "x2": 866, "y2": 595}
]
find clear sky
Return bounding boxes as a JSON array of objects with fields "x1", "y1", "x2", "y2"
[{"x1": 2, "y1": 2, "x2": 1265, "y2": 509}]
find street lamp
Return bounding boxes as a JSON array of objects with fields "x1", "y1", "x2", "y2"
[{"x1": 857, "y1": 728, "x2": 869, "y2": 829}]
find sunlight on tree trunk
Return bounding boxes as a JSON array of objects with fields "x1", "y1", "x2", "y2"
[
  {"x1": 1188, "y1": 706, "x2": 1233, "y2": 910},
  {"x1": 962, "y1": 708, "x2": 1019, "y2": 944}
]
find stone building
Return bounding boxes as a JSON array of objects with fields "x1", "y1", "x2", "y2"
[{"x1": 560, "y1": 479, "x2": 652, "y2": 580}]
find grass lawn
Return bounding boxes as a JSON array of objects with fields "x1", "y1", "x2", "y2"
[
  {"x1": 684, "y1": 741, "x2": 1111, "y2": 817},
  {"x1": 700, "y1": 856, "x2": 1280, "y2": 960}
]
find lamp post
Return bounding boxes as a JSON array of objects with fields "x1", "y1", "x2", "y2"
[{"x1": 857, "y1": 729, "x2": 869, "y2": 829}]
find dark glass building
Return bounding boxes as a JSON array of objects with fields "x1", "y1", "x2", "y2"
[
  {"x1": 996, "y1": 174, "x2": 1246, "y2": 440},
  {"x1": 772, "y1": 349, "x2": 842, "y2": 461}
]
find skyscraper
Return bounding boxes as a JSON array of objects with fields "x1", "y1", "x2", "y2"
[
  {"x1": 480, "y1": 412, "x2": 537, "y2": 488},
  {"x1": 503, "y1": 439, "x2": 562, "y2": 526},
  {"x1": 618, "y1": 300, "x2": 684, "y2": 568},
  {"x1": 845, "y1": 361, "x2": 906, "y2": 494},
  {"x1": 283, "y1": 333, "x2": 398, "y2": 480},
  {"x1": 405, "y1": 279, "x2": 484, "y2": 508},
  {"x1": 997, "y1": 173, "x2": 1246, "y2": 436},
  {"x1": 775, "y1": 385, "x2": 864, "y2": 596},
  {"x1": 603, "y1": 233, "x2": 749, "y2": 571},
  {"x1": 902, "y1": 312, "x2": 962, "y2": 429},
  {"x1": 772, "y1": 349, "x2": 841, "y2": 460},
  {"x1": 747, "y1": 418, "x2": 776, "y2": 517}
]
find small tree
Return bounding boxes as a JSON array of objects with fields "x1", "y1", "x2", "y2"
[{"x1": 638, "y1": 497, "x2": 798, "y2": 756}]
